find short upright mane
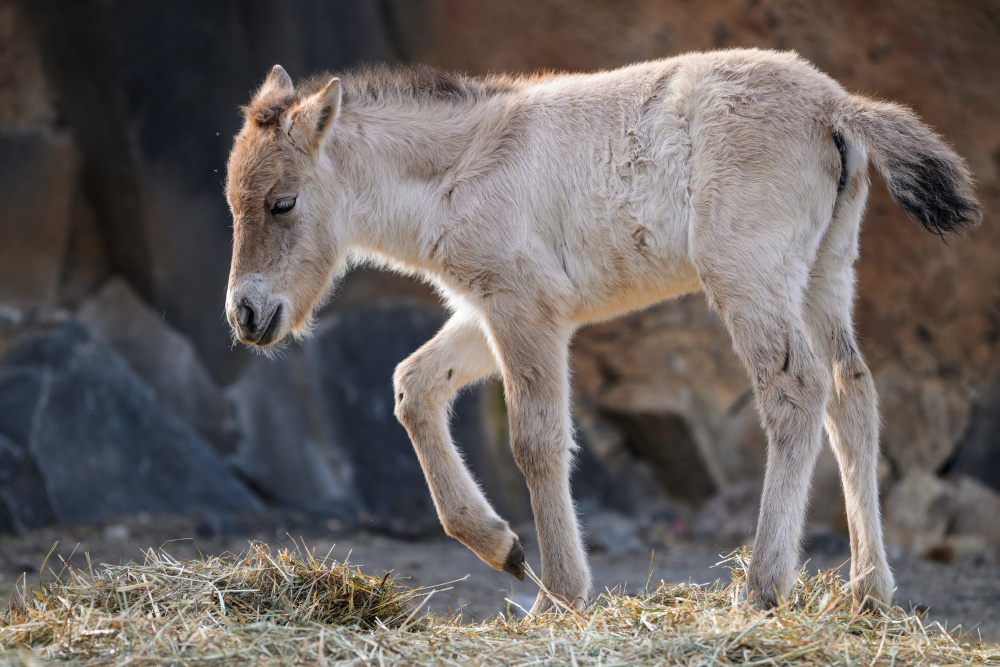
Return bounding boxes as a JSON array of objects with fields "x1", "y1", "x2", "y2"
[
  {"x1": 323, "y1": 63, "x2": 515, "y2": 107},
  {"x1": 245, "y1": 64, "x2": 514, "y2": 126}
]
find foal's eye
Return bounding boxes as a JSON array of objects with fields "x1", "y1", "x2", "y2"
[{"x1": 271, "y1": 197, "x2": 296, "y2": 215}]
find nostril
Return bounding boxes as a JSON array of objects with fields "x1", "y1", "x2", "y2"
[{"x1": 238, "y1": 302, "x2": 255, "y2": 330}]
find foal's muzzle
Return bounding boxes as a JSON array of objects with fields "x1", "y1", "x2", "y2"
[
  {"x1": 227, "y1": 276, "x2": 285, "y2": 346},
  {"x1": 234, "y1": 301, "x2": 283, "y2": 346}
]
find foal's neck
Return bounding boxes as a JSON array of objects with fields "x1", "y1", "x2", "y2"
[{"x1": 330, "y1": 95, "x2": 512, "y2": 269}]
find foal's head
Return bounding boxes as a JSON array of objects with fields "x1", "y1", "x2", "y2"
[{"x1": 225, "y1": 65, "x2": 344, "y2": 347}]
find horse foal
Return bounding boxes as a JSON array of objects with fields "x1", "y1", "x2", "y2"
[{"x1": 224, "y1": 49, "x2": 981, "y2": 615}]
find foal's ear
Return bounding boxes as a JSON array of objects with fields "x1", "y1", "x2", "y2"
[
  {"x1": 261, "y1": 64, "x2": 294, "y2": 97},
  {"x1": 290, "y1": 77, "x2": 342, "y2": 154},
  {"x1": 246, "y1": 65, "x2": 296, "y2": 126}
]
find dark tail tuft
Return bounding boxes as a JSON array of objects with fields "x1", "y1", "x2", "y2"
[{"x1": 833, "y1": 95, "x2": 982, "y2": 238}]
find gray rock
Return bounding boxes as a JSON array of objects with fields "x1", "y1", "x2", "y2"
[
  {"x1": 0, "y1": 430, "x2": 52, "y2": 533},
  {"x1": 305, "y1": 303, "x2": 447, "y2": 536},
  {"x1": 583, "y1": 510, "x2": 643, "y2": 557},
  {"x1": 78, "y1": 277, "x2": 238, "y2": 454},
  {"x1": 950, "y1": 372, "x2": 1000, "y2": 493},
  {"x1": 0, "y1": 130, "x2": 76, "y2": 306},
  {"x1": 0, "y1": 321, "x2": 260, "y2": 527},
  {"x1": 228, "y1": 346, "x2": 355, "y2": 517}
]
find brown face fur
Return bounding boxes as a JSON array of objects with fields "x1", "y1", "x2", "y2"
[{"x1": 224, "y1": 69, "x2": 342, "y2": 347}]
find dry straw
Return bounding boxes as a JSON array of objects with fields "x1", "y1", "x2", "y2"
[{"x1": 1, "y1": 543, "x2": 997, "y2": 666}]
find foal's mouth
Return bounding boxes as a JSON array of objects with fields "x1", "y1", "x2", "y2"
[{"x1": 252, "y1": 304, "x2": 284, "y2": 347}]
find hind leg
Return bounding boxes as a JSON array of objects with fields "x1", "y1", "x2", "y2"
[
  {"x1": 726, "y1": 296, "x2": 830, "y2": 608},
  {"x1": 803, "y1": 207, "x2": 893, "y2": 610},
  {"x1": 696, "y1": 245, "x2": 830, "y2": 608},
  {"x1": 688, "y1": 106, "x2": 848, "y2": 607}
]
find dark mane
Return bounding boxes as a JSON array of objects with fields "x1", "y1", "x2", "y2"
[{"x1": 305, "y1": 63, "x2": 515, "y2": 107}]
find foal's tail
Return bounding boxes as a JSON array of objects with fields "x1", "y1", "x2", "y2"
[{"x1": 832, "y1": 95, "x2": 982, "y2": 237}]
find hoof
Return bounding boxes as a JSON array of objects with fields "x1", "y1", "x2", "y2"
[
  {"x1": 854, "y1": 595, "x2": 888, "y2": 614},
  {"x1": 744, "y1": 583, "x2": 780, "y2": 611},
  {"x1": 502, "y1": 538, "x2": 525, "y2": 581},
  {"x1": 528, "y1": 591, "x2": 554, "y2": 616},
  {"x1": 851, "y1": 566, "x2": 894, "y2": 614}
]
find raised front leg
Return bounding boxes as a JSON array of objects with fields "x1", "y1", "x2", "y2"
[
  {"x1": 487, "y1": 314, "x2": 589, "y2": 614},
  {"x1": 393, "y1": 316, "x2": 525, "y2": 579}
]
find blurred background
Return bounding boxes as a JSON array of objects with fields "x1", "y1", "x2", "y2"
[{"x1": 1, "y1": 0, "x2": 998, "y2": 582}]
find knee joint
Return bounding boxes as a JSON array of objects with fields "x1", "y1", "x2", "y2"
[
  {"x1": 392, "y1": 361, "x2": 424, "y2": 426},
  {"x1": 509, "y1": 434, "x2": 571, "y2": 479},
  {"x1": 392, "y1": 358, "x2": 452, "y2": 426}
]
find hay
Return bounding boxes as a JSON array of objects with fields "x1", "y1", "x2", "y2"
[{"x1": 1, "y1": 544, "x2": 997, "y2": 666}]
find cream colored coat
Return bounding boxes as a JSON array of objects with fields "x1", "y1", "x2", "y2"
[{"x1": 225, "y1": 49, "x2": 980, "y2": 614}]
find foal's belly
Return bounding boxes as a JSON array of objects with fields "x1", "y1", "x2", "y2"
[{"x1": 569, "y1": 258, "x2": 702, "y2": 326}]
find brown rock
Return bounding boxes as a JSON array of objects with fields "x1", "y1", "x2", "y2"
[
  {"x1": 883, "y1": 471, "x2": 950, "y2": 555},
  {"x1": 946, "y1": 475, "x2": 1000, "y2": 546},
  {"x1": 57, "y1": 195, "x2": 110, "y2": 308},
  {"x1": 0, "y1": 130, "x2": 76, "y2": 306},
  {"x1": 885, "y1": 472, "x2": 1000, "y2": 557},
  {"x1": 692, "y1": 482, "x2": 759, "y2": 543},
  {"x1": 950, "y1": 372, "x2": 1000, "y2": 493},
  {"x1": 876, "y1": 363, "x2": 971, "y2": 474},
  {"x1": 573, "y1": 296, "x2": 766, "y2": 497},
  {"x1": 0, "y1": 0, "x2": 55, "y2": 128}
]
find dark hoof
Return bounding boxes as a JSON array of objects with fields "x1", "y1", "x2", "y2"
[{"x1": 502, "y1": 538, "x2": 525, "y2": 581}]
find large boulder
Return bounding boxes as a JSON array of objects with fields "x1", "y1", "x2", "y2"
[
  {"x1": 78, "y1": 277, "x2": 238, "y2": 454},
  {"x1": 227, "y1": 344, "x2": 356, "y2": 518},
  {"x1": 306, "y1": 303, "x2": 453, "y2": 535},
  {"x1": 0, "y1": 321, "x2": 260, "y2": 528}
]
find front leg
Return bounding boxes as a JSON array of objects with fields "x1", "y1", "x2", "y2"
[
  {"x1": 487, "y1": 311, "x2": 590, "y2": 613},
  {"x1": 394, "y1": 316, "x2": 524, "y2": 578}
]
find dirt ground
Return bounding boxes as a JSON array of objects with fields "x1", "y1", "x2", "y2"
[{"x1": 1, "y1": 513, "x2": 997, "y2": 645}]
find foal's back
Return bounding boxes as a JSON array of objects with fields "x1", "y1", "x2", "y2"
[{"x1": 500, "y1": 49, "x2": 845, "y2": 323}]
